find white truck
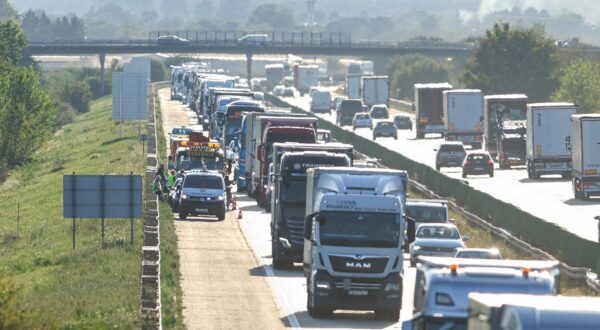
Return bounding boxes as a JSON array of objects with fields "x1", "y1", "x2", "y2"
[
  {"x1": 442, "y1": 89, "x2": 484, "y2": 148},
  {"x1": 361, "y1": 76, "x2": 389, "y2": 108},
  {"x1": 294, "y1": 64, "x2": 319, "y2": 96},
  {"x1": 303, "y1": 167, "x2": 408, "y2": 321},
  {"x1": 526, "y1": 103, "x2": 577, "y2": 179},
  {"x1": 310, "y1": 90, "x2": 332, "y2": 113},
  {"x1": 346, "y1": 75, "x2": 361, "y2": 100},
  {"x1": 570, "y1": 114, "x2": 600, "y2": 200},
  {"x1": 265, "y1": 64, "x2": 284, "y2": 89}
]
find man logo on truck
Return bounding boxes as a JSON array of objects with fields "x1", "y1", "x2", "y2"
[{"x1": 346, "y1": 262, "x2": 372, "y2": 269}]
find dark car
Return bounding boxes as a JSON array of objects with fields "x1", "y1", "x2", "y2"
[
  {"x1": 435, "y1": 142, "x2": 467, "y2": 171},
  {"x1": 394, "y1": 115, "x2": 412, "y2": 130},
  {"x1": 157, "y1": 35, "x2": 190, "y2": 46},
  {"x1": 462, "y1": 152, "x2": 494, "y2": 178},
  {"x1": 373, "y1": 121, "x2": 398, "y2": 140},
  {"x1": 370, "y1": 105, "x2": 389, "y2": 119}
]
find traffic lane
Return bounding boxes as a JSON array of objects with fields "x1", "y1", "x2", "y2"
[
  {"x1": 282, "y1": 95, "x2": 600, "y2": 242},
  {"x1": 237, "y1": 193, "x2": 415, "y2": 329}
]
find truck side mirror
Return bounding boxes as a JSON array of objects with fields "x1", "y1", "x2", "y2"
[{"x1": 303, "y1": 215, "x2": 313, "y2": 240}]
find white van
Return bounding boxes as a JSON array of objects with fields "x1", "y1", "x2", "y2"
[
  {"x1": 237, "y1": 34, "x2": 269, "y2": 46},
  {"x1": 310, "y1": 90, "x2": 331, "y2": 113}
]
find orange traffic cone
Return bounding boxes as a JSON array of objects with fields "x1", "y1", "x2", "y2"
[{"x1": 237, "y1": 209, "x2": 243, "y2": 219}]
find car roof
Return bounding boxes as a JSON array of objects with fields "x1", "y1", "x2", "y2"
[
  {"x1": 416, "y1": 223, "x2": 457, "y2": 229},
  {"x1": 467, "y1": 151, "x2": 491, "y2": 156},
  {"x1": 439, "y1": 141, "x2": 465, "y2": 146},
  {"x1": 185, "y1": 170, "x2": 223, "y2": 177},
  {"x1": 406, "y1": 199, "x2": 448, "y2": 207},
  {"x1": 376, "y1": 120, "x2": 394, "y2": 125},
  {"x1": 394, "y1": 114, "x2": 410, "y2": 119}
]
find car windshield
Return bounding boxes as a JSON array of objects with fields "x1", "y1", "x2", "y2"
[
  {"x1": 184, "y1": 175, "x2": 223, "y2": 189},
  {"x1": 319, "y1": 211, "x2": 400, "y2": 248},
  {"x1": 467, "y1": 154, "x2": 490, "y2": 161},
  {"x1": 356, "y1": 114, "x2": 369, "y2": 119},
  {"x1": 440, "y1": 145, "x2": 465, "y2": 153},
  {"x1": 378, "y1": 122, "x2": 394, "y2": 127},
  {"x1": 407, "y1": 206, "x2": 447, "y2": 222},
  {"x1": 416, "y1": 226, "x2": 459, "y2": 239},
  {"x1": 396, "y1": 116, "x2": 409, "y2": 121}
]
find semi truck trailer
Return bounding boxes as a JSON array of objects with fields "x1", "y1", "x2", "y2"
[
  {"x1": 526, "y1": 102, "x2": 577, "y2": 179},
  {"x1": 570, "y1": 114, "x2": 600, "y2": 200},
  {"x1": 442, "y1": 89, "x2": 484, "y2": 148},
  {"x1": 362, "y1": 76, "x2": 389, "y2": 108},
  {"x1": 415, "y1": 83, "x2": 452, "y2": 139}
]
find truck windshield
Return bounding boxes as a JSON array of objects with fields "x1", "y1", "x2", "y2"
[
  {"x1": 178, "y1": 155, "x2": 223, "y2": 171},
  {"x1": 184, "y1": 176, "x2": 224, "y2": 189},
  {"x1": 224, "y1": 117, "x2": 242, "y2": 144},
  {"x1": 281, "y1": 180, "x2": 306, "y2": 204},
  {"x1": 406, "y1": 206, "x2": 447, "y2": 223},
  {"x1": 319, "y1": 211, "x2": 400, "y2": 248}
]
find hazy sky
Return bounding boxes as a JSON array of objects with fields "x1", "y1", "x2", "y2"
[{"x1": 461, "y1": 0, "x2": 600, "y2": 23}]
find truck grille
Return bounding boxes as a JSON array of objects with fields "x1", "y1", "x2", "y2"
[
  {"x1": 419, "y1": 246, "x2": 457, "y2": 253},
  {"x1": 333, "y1": 280, "x2": 382, "y2": 291},
  {"x1": 286, "y1": 217, "x2": 305, "y2": 245},
  {"x1": 329, "y1": 255, "x2": 388, "y2": 273}
]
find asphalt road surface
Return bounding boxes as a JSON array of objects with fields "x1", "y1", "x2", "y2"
[{"x1": 280, "y1": 94, "x2": 600, "y2": 243}]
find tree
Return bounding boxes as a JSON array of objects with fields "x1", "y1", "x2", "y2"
[
  {"x1": 462, "y1": 23, "x2": 559, "y2": 102},
  {"x1": 552, "y1": 59, "x2": 600, "y2": 114},
  {"x1": 150, "y1": 59, "x2": 167, "y2": 82},
  {"x1": 387, "y1": 55, "x2": 450, "y2": 100},
  {"x1": 0, "y1": 20, "x2": 28, "y2": 65},
  {"x1": 0, "y1": 0, "x2": 17, "y2": 21},
  {"x1": 248, "y1": 4, "x2": 295, "y2": 30}
]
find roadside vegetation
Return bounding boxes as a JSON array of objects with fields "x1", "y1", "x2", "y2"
[
  {"x1": 153, "y1": 84, "x2": 185, "y2": 329},
  {"x1": 0, "y1": 96, "x2": 145, "y2": 328}
]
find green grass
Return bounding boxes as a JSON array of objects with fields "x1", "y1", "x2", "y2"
[
  {"x1": 0, "y1": 96, "x2": 145, "y2": 328},
  {"x1": 153, "y1": 85, "x2": 185, "y2": 330}
]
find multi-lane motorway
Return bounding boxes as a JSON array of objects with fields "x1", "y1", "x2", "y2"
[
  {"x1": 279, "y1": 95, "x2": 600, "y2": 243},
  {"x1": 158, "y1": 88, "x2": 414, "y2": 328}
]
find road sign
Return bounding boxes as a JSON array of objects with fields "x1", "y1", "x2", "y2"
[
  {"x1": 112, "y1": 72, "x2": 148, "y2": 121},
  {"x1": 124, "y1": 57, "x2": 151, "y2": 82},
  {"x1": 63, "y1": 174, "x2": 143, "y2": 218}
]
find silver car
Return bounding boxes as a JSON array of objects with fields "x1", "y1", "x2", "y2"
[
  {"x1": 373, "y1": 121, "x2": 398, "y2": 140},
  {"x1": 352, "y1": 113, "x2": 373, "y2": 130},
  {"x1": 434, "y1": 142, "x2": 467, "y2": 171},
  {"x1": 409, "y1": 223, "x2": 468, "y2": 266}
]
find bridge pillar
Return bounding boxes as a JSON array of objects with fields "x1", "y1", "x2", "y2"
[
  {"x1": 99, "y1": 52, "x2": 106, "y2": 96},
  {"x1": 246, "y1": 53, "x2": 253, "y2": 88}
]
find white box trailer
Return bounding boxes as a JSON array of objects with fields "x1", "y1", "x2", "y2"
[
  {"x1": 265, "y1": 64, "x2": 284, "y2": 89},
  {"x1": 442, "y1": 89, "x2": 484, "y2": 148},
  {"x1": 346, "y1": 74, "x2": 361, "y2": 100},
  {"x1": 571, "y1": 114, "x2": 600, "y2": 199},
  {"x1": 362, "y1": 76, "x2": 389, "y2": 108},
  {"x1": 294, "y1": 64, "x2": 319, "y2": 96},
  {"x1": 526, "y1": 103, "x2": 577, "y2": 179}
]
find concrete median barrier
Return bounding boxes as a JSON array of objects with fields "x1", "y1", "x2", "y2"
[{"x1": 267, "y1": 94, "x2": 600, "y2": 270}]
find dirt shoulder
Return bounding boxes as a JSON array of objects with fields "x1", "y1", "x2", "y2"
[{"x1": 157, "y1": 88, "x2": 286, "y2": 330}]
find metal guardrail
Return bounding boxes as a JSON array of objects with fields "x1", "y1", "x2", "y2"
[{"x1": 358, "y1": 152, "x2": 600, "y2": 293}]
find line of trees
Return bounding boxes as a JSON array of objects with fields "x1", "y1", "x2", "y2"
[
  {"x1": 0, "y1": 21, "x2": 56, "y2": 178},
  {"x1": 21, "y1": 9, "x2": 85, "y2": 41}
]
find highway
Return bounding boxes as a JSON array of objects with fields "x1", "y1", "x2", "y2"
[
  {"x1": 278, "y1": 95, "x2": 600, "y2": 243},
  {"x1": 157, "y1": 88, "x2": 416, "y2": 328}
]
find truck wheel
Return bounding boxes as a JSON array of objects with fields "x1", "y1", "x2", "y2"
[
  {"x1": 272, "y1": 241, "x2": 293, "y2": 270},
  {"x1": 217, "y1": 212, "x2": 225, "y2": 221},
  {"x1": 375, "y1": 309, "x2": 400, "y2": 321},
  {"x1": 489, "y1": 170, "x2": 494, "y2": 178},
  {"x1": 562, "y1": 173, "x2": 572, "y2": 180},
  {"x1": 462, "y1": 172, "x2": 467, "y2": 178},
  {"x1": 265, "y1": 201, "x2": 271, "y2": 213},
  {"x1": 435, "y1": 165, "x2": 441, "y2": 171},
  {"x1": 179, "y1": 212, "x2": 187, "y2": 220},
  {"x1": 416, "y1": 132, "x2": 424, "y2": 139}
]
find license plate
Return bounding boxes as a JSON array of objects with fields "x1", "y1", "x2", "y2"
[
  {"x1": 474, "y1": 167, "x2": 484, "y2": 171},
  {"x1": 195, "y1": 208, "x2": 208, "y2": 213},
  {"x1": 447, "y1": 162, "x2": 457, "y2": 165},
  {"x1": 348, "y1": 290, "x2": 368, "y2": 296},
  {"x1": 546, "y1": 163, "x2": 565, "y2": 168}
]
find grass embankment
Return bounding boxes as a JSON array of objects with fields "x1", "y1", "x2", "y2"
[
  {"x1": 0, "y1": 96, "x2": 145, "y2": 327},
  {"x1": 408, "y1": 186, "x2": 596, "y2": 296},
  {"x1": 153, "y1": 85, "x2": 185, "y2": 329}
]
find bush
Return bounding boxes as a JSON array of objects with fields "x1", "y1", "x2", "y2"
[
  {"x1": 387, "y1": 55, "x2": 450, "y2": 100},
  {"x1": 61, "y1": 81, "x2": 92, "y2": 113},
  {"x1": 55, "y1": 100, "x2": 77, "y2": 127},
  {"x1": 150, "y1": 58, "x2": 167, "y2": 82}
]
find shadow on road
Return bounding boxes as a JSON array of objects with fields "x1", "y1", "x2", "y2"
[
  {"x1": 282, "y1": 310, "x2": 397, "y2": 329},
  {"x1": 563, "y1": 198, "x2": 600, "y2": 206}
]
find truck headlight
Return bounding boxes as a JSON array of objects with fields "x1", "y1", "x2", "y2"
[
  {"x1": 413, "y1": 246, "x2": 421, "y2": 251},
  {"x1": 218, "y1": 195, "x2": 224, "y2": 201},
  {"x1": 181, "y1": 194, "x2": 188, "y2": 200},
  {"x1": 316, "y1": 280, "x2": 330, "y2": 290},
  {"x1": 384, "y1": 283, "x2": 400, "y2": 291}
]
